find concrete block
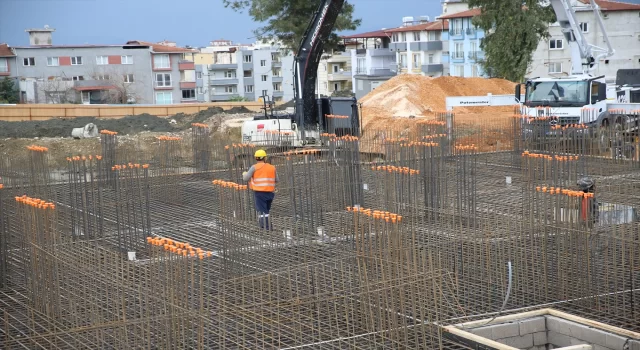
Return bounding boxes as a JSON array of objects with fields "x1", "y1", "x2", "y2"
[
  {"x1": 491, "y1": 322, "x2": 520, "y2": 339},
  {"x1": 470, "y1": 326, "x2": 494, "y2": 340},
  {"x1": 519, "y1": 317, "x2": 547, "y2": 335},
  {"x1": 605, "y1": 334, "x2": 628, "y2": 350},
  {"x1": 497, "y1": 334, "x2": 534, "y2": 348},
  {"x1": 593, "y1": 345, "x2": 615, "y2": 350},
  {"x1": 629, "y1": 340, "x2": 640, "y2": 350},
  {"x1": 578, "y1": 326, "x2": 611, "y2": 347},
  {"x1": 533, "y1": 331, "x2": 548, "y2": 346},
  {"x1": 549, "y1": 330, "x2": 575, "y2": 348}
]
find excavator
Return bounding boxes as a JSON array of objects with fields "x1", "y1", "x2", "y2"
[{"x1": 240, "y1": 0, "x2": 362, "y2": 149}]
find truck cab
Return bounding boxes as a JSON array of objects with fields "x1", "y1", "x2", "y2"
[{"x1": 518, "y1": 75, "x2": 608, "y2": 126}]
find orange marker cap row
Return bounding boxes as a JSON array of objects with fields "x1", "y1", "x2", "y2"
[{"x1": 100, "y1": 130, "x2": 118, "y2": 135}]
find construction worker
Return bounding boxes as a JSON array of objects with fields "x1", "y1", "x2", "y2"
[
  {"x1": 578, "y1": 177, "x2": 599, "y2": 227},
  {"x1": 242, "y1": 150, "x2": 278, "y2": 230}
]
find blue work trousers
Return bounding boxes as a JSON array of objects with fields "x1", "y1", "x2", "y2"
[{"x1": 254, "y1": 191, "x2": 275, "y2": 230}]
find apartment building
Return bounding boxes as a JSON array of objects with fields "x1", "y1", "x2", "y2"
[
  {"x1": 196, "y1": 45, "x2": 294, "y2": 103},
  {"x1": 6, "y1": 27, "x2": 196, "y2": 104},
  {"x1": 527, "y1": 0, "x2": 640, "y2": 82},
  {"x1": 343, "y1": 30, "x2": 396, "y2": 99},
  {"x1": 0, "y1": 44, "x2": 17, "y2": 80},
  {"x1": 438, "y1": 8, "x2": 484, "y2": 77},
  {"x1": 317, "y1": 50, "x2": 353, "y2": 97},
  {"x1": 387, "y1": 17, "x2": 450, "y2": 77}
]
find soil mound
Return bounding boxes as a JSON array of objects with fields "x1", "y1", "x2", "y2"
[{"x1": 360, "y1": 75, "x2": 515, "y2": 122}]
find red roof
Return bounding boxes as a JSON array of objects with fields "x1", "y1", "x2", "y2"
[
  {"x1": 0, "y1": 44, "x2": 15, "y2": 57},
  {"x1": 342, "y1": 29, "x2": 391, "y2": 39},
  {"x1": 385, "y1": 20, "x2": 449, "y2": 33},
  {"x1": 438, "y1": 8, "x2": 482, "y2": 19},
  {"x1": 578, "y1": 0, "x2": 640, "y2": 11},
  {"x1": 125, "y1": 41, "x2": 196, "y2": 53}
]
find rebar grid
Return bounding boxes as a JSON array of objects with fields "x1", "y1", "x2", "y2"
[{"x1": 0, "y1": 114, "x2": 639, "y2": 349}]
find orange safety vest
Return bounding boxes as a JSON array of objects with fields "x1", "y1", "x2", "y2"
[{"x1": 250, "y1": 163, "x2": 276, "y2": 192}]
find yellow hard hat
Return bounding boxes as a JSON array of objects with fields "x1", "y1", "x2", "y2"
[{"x1": 254, "y1": 149, "x2": 267, "y2": 158}]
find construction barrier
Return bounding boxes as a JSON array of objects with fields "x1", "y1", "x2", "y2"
[{"x1": 0, "y1": 102, "x2": 279, "y2": 121}]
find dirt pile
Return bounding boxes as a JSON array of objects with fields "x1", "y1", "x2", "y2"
[{"x1": 360, "y1": 75, "x2": 515, "y2": 124}]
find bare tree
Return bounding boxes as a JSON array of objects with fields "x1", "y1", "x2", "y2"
[
  {"x1": 88, "y1": 67, "x2": 143, "y2": 104},
  {"x1": 37, "y1": 75, "x2": 75, "y2": 104}
]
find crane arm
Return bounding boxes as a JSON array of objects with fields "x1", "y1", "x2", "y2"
[
  {"x1": 293, "y1": 0, "x2": 345, "y2": 134},
  {"x1": 548, "y1": 0, "x2": 615, "y2": 75}
]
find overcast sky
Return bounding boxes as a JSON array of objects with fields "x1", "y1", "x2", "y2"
[{"x1": 0, "y1": 0, "x2": 443, "y2": 47}]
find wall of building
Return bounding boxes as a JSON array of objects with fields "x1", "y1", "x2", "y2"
[
  {"x1": 527, "y1": 9, "x2": 640, "y2": 81},
  {"x1": 151, "y1": 52, "x2": 186, "y2": 104},
  {"x1": 14, "y1": 46, "x2": 155, "y2": 104}
]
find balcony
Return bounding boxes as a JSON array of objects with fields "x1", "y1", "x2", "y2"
[
  {"x1": 178, "y1": 61, "x2": 195, "y2": 71},
  {"x1": 409, "y1": 41, "x2": 443, "y2": 52},
  {"x1": 467, "y1": 51, "x2": 483, "y2": 61},
  {"x1": 422, "y1": 64, "x2": 444, "y2": 74},
  {"x1": 244, "y1": 93, "x2": 256, "y2": 101},
  {"x1": 180, "y1": 81, "x2": 196, "y2": 89},
  {"x1": 465, "y1": 28, "x2": 478, "y2": 39},
  {"x1": 271, "y1": 60, "x2": 282, "y2": 68},
  {"x1": 355, "y1": 67, "x2": 395, "y2": 77},
  {"x1": 327, "y1": 53, "x2": 350, "y2": 63},
  {"x1": 369, "y1": 48, "x2": 394, "y2": 57},
  {"x1": 389, "y1": 43, "x2": 407, "y2": 51},
  {"x1": 328, "y1": 71, "x2": 352, "y2": 81},
  {"x1": 210, "y1": 78, "x2": 239, "y2": 86},
  {"x1": 272, "y1": 76, "x2": 283, "y2": 83},
  {"x1": 211, "y1": 94, "x2": 240, "y2": 101},
  {"x1": 452, "y1": 51, "x2": 465, "y2": 61},
  {"x1": 450, "y1": 28, "x2": 464, "y2": 38},
  {"x1": 273, "y1": 90, "x2": 284, "y2": 97},
  {"x1": 209, "y1": 63, "x2": 237, "y2": 70},
  {"x1": 356, "y1": 48, "x2": 367, "y2": 55}
]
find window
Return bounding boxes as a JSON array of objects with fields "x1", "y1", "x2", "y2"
[
  {"x1": 182, "y1": 89, "x2": 195, "y2": 99},
  {"x1": 243, "y1": 55, "x2": 252, "y2": 63},
  {"x1": 81, "y1": 91, "x2": 91, "y2": 104},
  {"x1": 244, "y1": 70, "x2": 252, "y2": 77},
  {"x1": 412, "y1": 54, "x2": 421, "y2": 69},
  {"x1": 271, "y1": 53, "x2": 280, "y2": 61},
  {"x1": 333, "y1": 83, "x2": 340, "y2": 91},
  {"x1": 196, "y1": 72, "x2": 202, "y2": 79},
  {"x1": 23, "y1": 57, "x2": 35, "y2": 66},
  {"x1": 121, "y1": 55, "x2": 133, "y2": 64},
  {"x1": 124, "y1": 74, "x2": 134, "y2": 83},
  {"x1": 156, "y1": 92, "x2": 172, "y2": 104},
  {"x1": 471, "y1": 64, "x2": 479, "y2": 77},
  {"x1": 579, "y1": 22, "x2": 588, "y2": 33},
  {"x1": 273, "y1": 69, "x2": 281, "y2": 77},
  {"x1": 47, "y1": 57, "x2": 59, "y2": 66},
  {"x1": 392, "y1": 33, "x2": 399, "y2": 42},
  {"x1": 428, "y1": 54, "x2": 434, "y2": 64},
  {"x1": 261, "y1": 75, "x2": 268, "y2": 81},
  {"x1": 401, "y1": 33, "x2": 407, "y2": 42},
  {"x1": 224, "y1": 70, "x2": 236, "y2": 78},
  {"x1": 454, "y1": 65, "x2": 464, "y2": 77},
  {"x1": 452, "y1": 19, "x2": 463, "y2": 36},
  {"x1": 71, "y1": 56, "x2": 83, "y2": 65},
  {"x1": 400, "y1": 54, "x2": 407, "y2": 68},
  {"x1": 225, "y1": 86, "x2": 236, "y2": 93},
  {"x1": 72, "y1": 76, "x2": 84, "y2": 81},
  {"x1": 156, "y1": 73, "x2": 172, "y2": 87},
  {"x1": 549, "y1": 39, "x2": 563, "y2": 50},
  {"x1": 0, "y1": 58, "x2": 7, "y2": 73},
  {"x1": 260, "y1": 59, "x2": 267, "y2": 67},
  {"x1": 96, "y1": 75, "x2": 110, "y2": 81},
  {"x1": 526, "y1": 81, "x2": 588, "y2": 104},
  {"x1": 96, "y1": 56, "x2": 109, "y2": 65},
  {"x1": 261, "y1": 89, "x2": 268, "y2": 97},
  {"x1": 273, "y1": 83, "x2": 281, "y2": 91},
  {"x1": 428, "y1": 31, "x2": 437, "y2": 41},
  {"x1": 548, "y1": 62, "x2": 563, "y2": 73},
  {"x1": 454, "y1": 42, "x2": 464, "y2": 59},
  {"x1": 356, "y1": 58, "x2": 366, "y2": 74},
  {"x1": 245, "y1": 85, "x2": 254, "y2": 93},
  {"x1": 153, "y1": 54, "x2": 170, "y2": 69},
  {"x1": 333, "y1": 64, "x2": 339, "y2": 73},
  {"x1": 413, "y1": 31, "x2": 420, "y2": 41}
]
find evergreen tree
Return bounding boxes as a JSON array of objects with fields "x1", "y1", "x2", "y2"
[
  {"x1": 0, "y1": 78, "x2": 19, "y2": 104},
  {"x1": 222, "y1": 0, "x2": 361, "y2": 52},
  {"x1": 469, "y1": 0, "x2": 556, "y2": 82}
]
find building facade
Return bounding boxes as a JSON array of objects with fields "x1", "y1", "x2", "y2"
[
  {"x1": 196, "y1": 45, "x2": 294, "y2": 103},
  {"x1": 527, "y1": 0, "x2": 640, "y2": 82},
  {"x1": 317, "y1": 50, "x2": 353, "y2": 97},
  {"x1": 387, "y1": 17, "x2": 450, "y2": 77},
  {"x1": 343, "y1": 30, "x2": 396, "y2": 99},
  {"x1": 5, "y1": 28, "x2": 196, "y2": 104},
  {"x1": 438, "y1": 8, "x2": 485, "y2": 78}
]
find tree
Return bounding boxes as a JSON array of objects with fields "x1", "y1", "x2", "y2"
[
  {"x1": 229, "y1": 95, "x2": 248, "y2": 102},
  {"x1": 0, "y1": 77, "x2": 19, "y2": 104},
  {"x1": 469, "y1": 0, "x2": 556, "y2": 82},
  {"x1": 89, "y1": 68, "x2": 142, "y2": 104},
  {"x1": 222, "y1": 0, "x2": 361, "y2": 53}
]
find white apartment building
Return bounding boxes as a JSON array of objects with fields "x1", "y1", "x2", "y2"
[
  {"x1": 343, "y1": 29, "x2": 396, "y2": 99},
  {"x1": 528, "y1": 0, "x2": 640, "y2": 82},
  {"x1": 317, "y1": 50, "x2": 353, "y2": 97},
  {"x1": 386, "y1": 17, "x2": 450, "y2": 77}
]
